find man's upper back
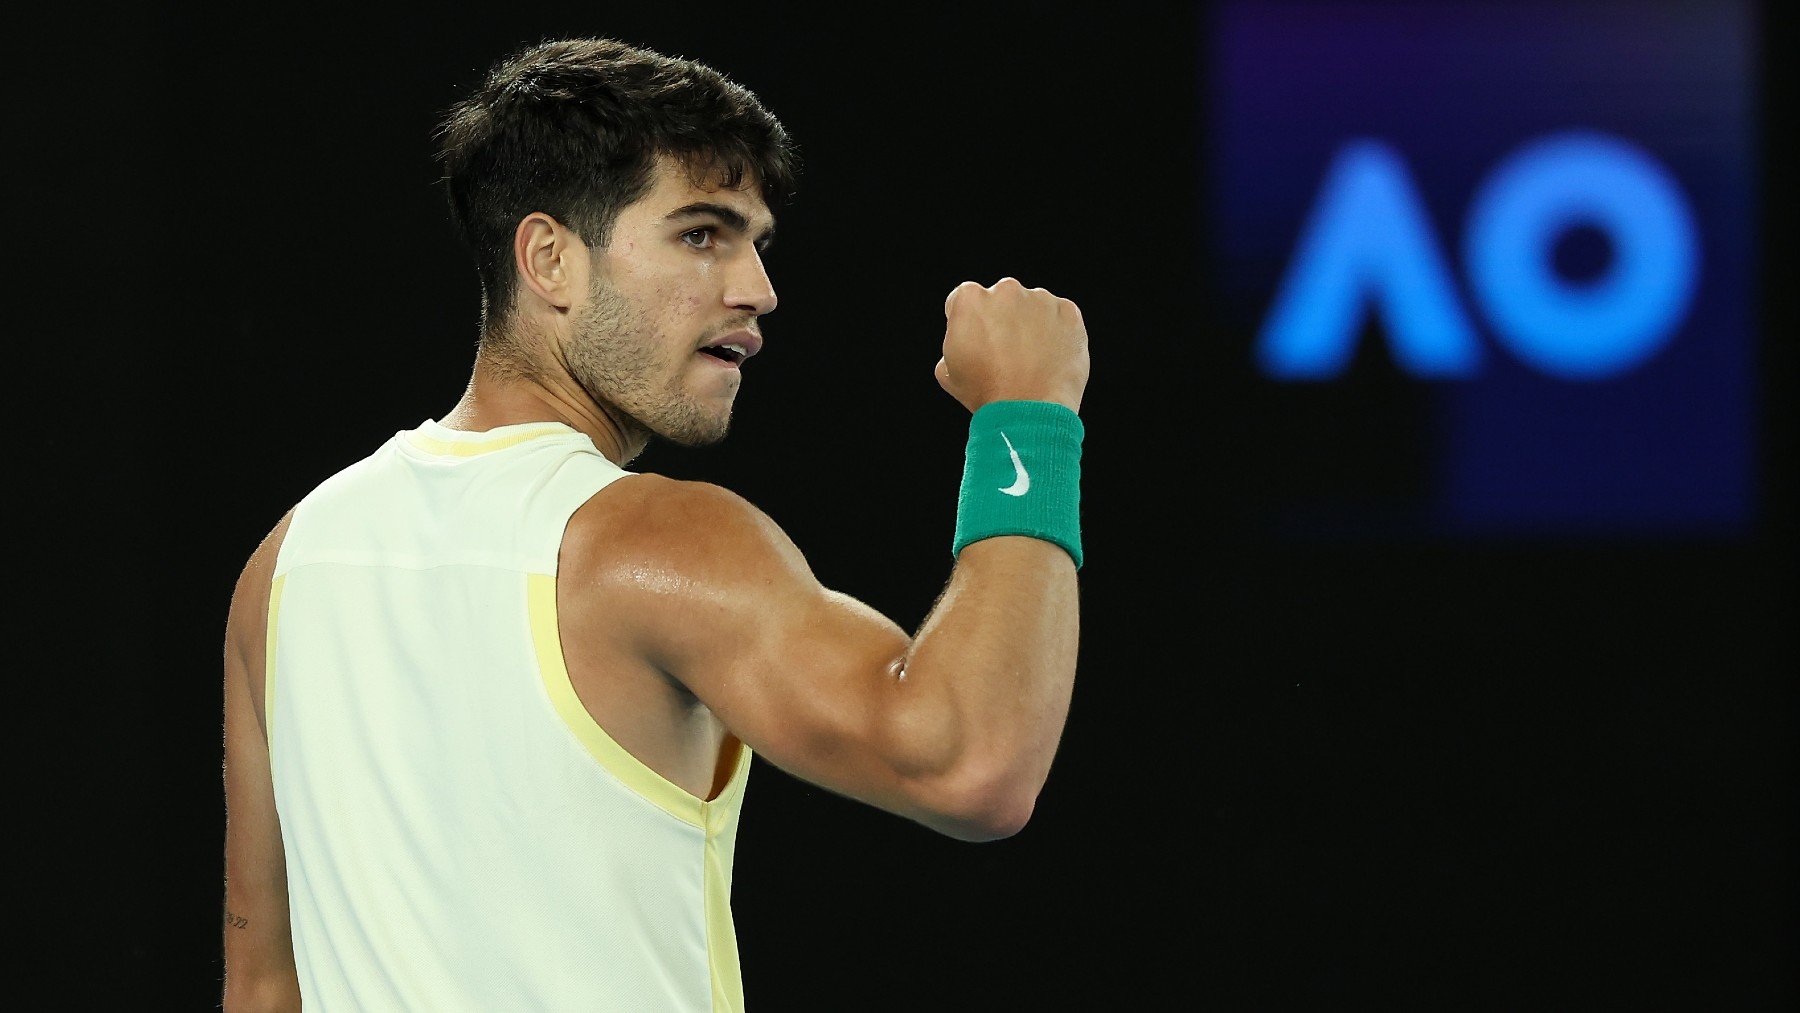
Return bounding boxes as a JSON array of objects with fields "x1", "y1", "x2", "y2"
[{"x1": 264, "y1": 418, "x2": 751, "y2": 1011}]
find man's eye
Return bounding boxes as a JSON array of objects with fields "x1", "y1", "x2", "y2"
[{"x1": 681, "y1": 228, "x2": 715, "y2": 249}]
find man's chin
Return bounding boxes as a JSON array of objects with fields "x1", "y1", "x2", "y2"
[{"x1": 654, "y1": 413, "x2": 731, "y2": 449}]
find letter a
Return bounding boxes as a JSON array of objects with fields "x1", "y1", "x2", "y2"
[{"x1": 1257, "y1": 141, "x2": 1482, "y2": 380}]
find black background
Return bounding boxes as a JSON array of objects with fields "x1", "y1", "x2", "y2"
[{"x1": 23, "y1": 3, "x2": 1793, "y2": 1007}]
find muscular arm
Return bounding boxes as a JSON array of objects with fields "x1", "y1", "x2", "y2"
[
  {"x1": 568, "y1": 477, "x2": 1077, "y2": 842},
  {"x1": 578, "y1": 279, "x2": 1087, "y2": 842},
  {"x1": 222, "y1": 513, "x2": 302, "y2": 1012}
]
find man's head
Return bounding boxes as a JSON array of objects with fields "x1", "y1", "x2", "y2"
[{"x1": 438, "y1": 38, "x2": 795, "y2": 447}]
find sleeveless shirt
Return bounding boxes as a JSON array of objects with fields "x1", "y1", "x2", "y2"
[{"x1": 267, "y1": 418, "x2": 751, "y2": 1010}]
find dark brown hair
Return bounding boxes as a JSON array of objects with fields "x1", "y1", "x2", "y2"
[{"x1": 437, "y1": 38, "x2": 798, "y2": 335}]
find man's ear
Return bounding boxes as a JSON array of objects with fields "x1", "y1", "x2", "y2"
[{"x1": 512, "y1": 212, "x2": 586, "y2": 313}]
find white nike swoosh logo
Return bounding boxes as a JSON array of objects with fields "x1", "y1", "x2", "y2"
[{"x1": 999, "y1": 432, "x2": 1030, "y2": 497}]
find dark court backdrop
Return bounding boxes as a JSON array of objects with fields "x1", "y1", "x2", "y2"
[{"x1": 21, "y1": 2, "x2": 1793, "y2": 1007}]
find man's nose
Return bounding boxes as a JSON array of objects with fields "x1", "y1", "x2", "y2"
[{"x1": 725, "y1": 249, "x2": 777, "y2": 316}]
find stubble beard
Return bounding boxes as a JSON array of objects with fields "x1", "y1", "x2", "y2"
[{"x1": 564, "y1": 275, "x2": 733, "y2": 449}]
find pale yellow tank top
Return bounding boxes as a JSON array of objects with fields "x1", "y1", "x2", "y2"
[{"x1": 267, "y1": 418, "x2": 751, "y2": 1010}]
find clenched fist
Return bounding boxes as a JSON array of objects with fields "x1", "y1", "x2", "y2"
[{"x1": 936, "y1": 278, "x2": 1089, "y2": 415}]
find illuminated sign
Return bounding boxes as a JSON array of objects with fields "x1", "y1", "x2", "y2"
[
  {"x1": 1211, "y1": 1, "x2": 1755, "y2": 534},
  {"x1": 1261, "y1": 132, "x2": 1699, "y2": 382}
]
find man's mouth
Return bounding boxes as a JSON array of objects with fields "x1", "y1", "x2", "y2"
[{"x1": 698, "y1": 329, "x2": 763, "y2": 365}]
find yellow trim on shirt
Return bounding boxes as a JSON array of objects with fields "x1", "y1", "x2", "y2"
[
  {"x1": 706, "y1": 807, "x2": 747, "y2": 1012},
  {"x1": 265, "y1": 573, "x2": 287, "y2": 755},
  {"x1": 403, "y1": 424, "x2": 570, "y2": 457},
  {"x1": 526, "y1": 572, "x2": 751, "y2": 831}
]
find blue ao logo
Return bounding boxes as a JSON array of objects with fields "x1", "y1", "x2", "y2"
[{"x1": 1258, "y1": 131, "x2": 1699, "y2": 382}]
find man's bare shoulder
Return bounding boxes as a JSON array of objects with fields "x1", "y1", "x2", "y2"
[
  {"x1": 224, "y1": 510, "x2": 295, "y2": 734},
  {"x1": 560, "y1": 474, "x2": 811, "y2": 594},
  {"x1": 228, "y1": 512, "x2": 294, "y2": 631}
]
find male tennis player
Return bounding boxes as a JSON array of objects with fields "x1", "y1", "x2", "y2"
[{"x1": 222, "y1": 37, "x2": 1087, "y2": 1010}]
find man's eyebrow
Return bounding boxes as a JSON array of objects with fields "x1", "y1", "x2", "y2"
[{"x1": 664, "y1": 202, "x2": 777, "y2": 249}]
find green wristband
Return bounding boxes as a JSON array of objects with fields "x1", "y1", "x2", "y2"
[{"x1": 952, "y1": 400, "x2": 1084, "y2": 569}]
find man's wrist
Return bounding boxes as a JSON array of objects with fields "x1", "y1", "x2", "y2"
[{"x1": 952, "y1": 400, "x2": 1084, "y2": 568}]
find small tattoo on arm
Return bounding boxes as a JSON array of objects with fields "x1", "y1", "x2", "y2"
[{"x1": 225, "y1": 909, "x2": 249, "y2": 930}]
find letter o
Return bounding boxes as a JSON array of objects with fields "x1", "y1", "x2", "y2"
[{"x1": 1463, "y1": 132, "x2": 1698, "y2": 380}]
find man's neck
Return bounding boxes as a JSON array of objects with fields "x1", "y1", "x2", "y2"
[{"x1": 440, "y1": 353, "x2": 646, "y2": 467}]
